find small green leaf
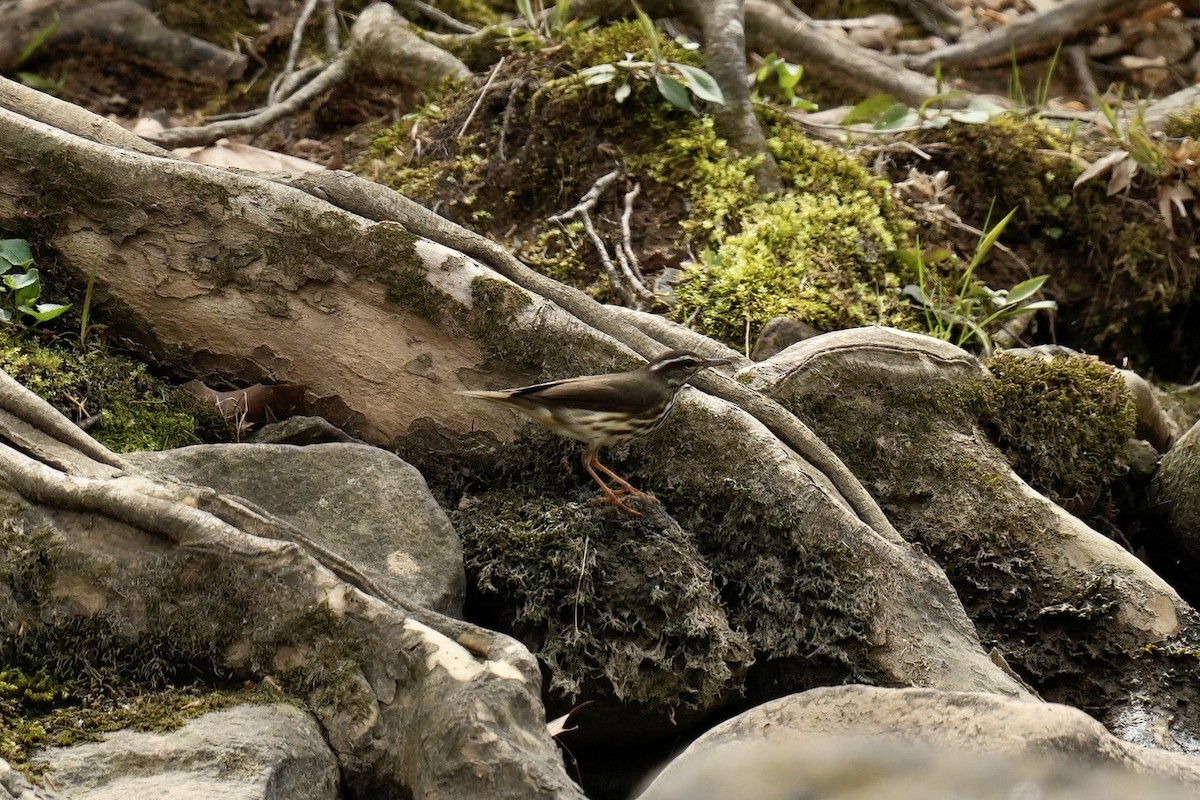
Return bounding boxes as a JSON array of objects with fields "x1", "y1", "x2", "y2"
[
  {"x1": 5, "y1": 268, "x2": 38, "y2": 292},
  {"x1": 1018, "y1": 299, "x2": 1058, "y2": 312},
  {"x1": 654, "y1": 73, "x2": 694, "y2": 112},
  {"x1": 17, "y1": 16, "x2": 60, "y2": 67},
  {"x1": 9, "y1": 268, "x2": 41, "y2": 308},
  {"x1": 19, "y1": 302, "x2": 71, "y2": 323},
  {"x1": 901, "y1": 284, "x2": 932, "y2": 305},
  {"x1": 1005, "y1": 275, "x2": 1049, "y2": 304},
  {"x1": 844, "y1": 95, "x2": 897, "y2": 126},
  {"x1": 0, "y1": 308, "x2": 11, "y2": 323},
  {"x1": 876, "y1": 103, "x2": 918, "y2": 129},
  {"x1": 673, "y1": 63, "x2": 725, "y2": 105},
  {"x1": 0, "y1": 239, "x2": 33, "y2": 268},
  {"x1": 777, "y1": 62, "x2": 802, "y2": 91},
  {"x1": 516, "y1": 0, "x2": 536, "y2": 26}
]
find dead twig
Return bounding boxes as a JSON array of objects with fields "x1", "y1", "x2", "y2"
[
  {"x1": 459, "y1": 56, "x2": 505, "y2": 137},
  {"x1": 549, "y1": 169, "x2": 654, "y2": 309}
]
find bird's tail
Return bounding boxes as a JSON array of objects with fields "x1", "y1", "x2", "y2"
[{"x1": 457, "y1": 389, "x2": 513, "y2": 401}]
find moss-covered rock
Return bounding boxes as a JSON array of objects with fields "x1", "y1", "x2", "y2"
[
  {"x1": 907, "y1": 114, "x2": 1197, "y2": 377},
  {"x1": 633, "y1": 114, "x2": 911, "y2": 344},
  {"x1": 0, "y1": 330, "x2": 233, "y2": 452},
  {"x1": 976, "y1": 351, "x2": 1136, "y2": 516},
  {"x1": 0, "y1": 496, "x2": 361, "y2": 775},
  {"x1": 457, "y1": 493, "x2": 750, "y2": 712}
]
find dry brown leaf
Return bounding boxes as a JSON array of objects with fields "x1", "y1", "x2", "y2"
[
  {"x1": 1073, "y1": 149, "x2": 1128, "y2": 190},
  {"x1": 1157, "y1": 180, "x2": 1195, "y2": 233},
  {"x1": 1107, "y1": 155, "x2": 1139, "y2": 196}
]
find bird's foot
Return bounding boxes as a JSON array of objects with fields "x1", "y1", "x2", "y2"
[
  {"x1": 609, "y1": 484, "x2": 658, "y2": 503},
  {"x1": 591, "y1": 493, "x2": 642, "y2": 517}
]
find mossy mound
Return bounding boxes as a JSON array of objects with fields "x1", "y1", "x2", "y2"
[
  {"x1": 356, "y1": 19, "x2": 917, "y2": 345},
  {"x1": 634, "y1": 114, "x2": 912, "y2": 344},
  {"x1": 456, "y1": 492, "x2": 751, "y2": 711},
  {"x1": 977, "y1": 351, "x2": 1136, "y2": 516},
  {"x1": 0, "y1": 503, "x2": 265, "y2": 771},
  {"x1": 0, "y1": 330, "x2": 233, "y2": 452},
  {"x1": 906, "y1": 115, "x2": 1198, "y2": 378}
]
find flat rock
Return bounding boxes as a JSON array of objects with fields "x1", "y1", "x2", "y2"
[
  {"x1": 637, "y1": 685, "x2": 1200, "y2": 798},
  {"x1": 124, "y1": 442, "x2": 464, "y2": 615},
  {"x1": 39, "y1": 703, "x2": 338, "y2": 800}
]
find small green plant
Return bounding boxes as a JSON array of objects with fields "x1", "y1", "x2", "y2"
[
  {"x1": 843, "y1": 94, "x2": 1006, "y2": 132},
  {"x1": 752, "y1": 54, "x2": 816, "y2": 111},
  {"x1": 15, "y1": 15, "x2": 67, "y2": 93},
  {"x1": 575, "y1": 4, "x2": 724, "y2": 114},
  {"x1": 509, "y1": 0, "x2": 596, "y2": 45},
  {"x1": 1076, "y1": 88, "x2": 1199, "y2": 232},
  {"x1": 0, "y1": 239, "x2": 71, "y2": 326},
  {"x1": 896, "y1": 209, "x2": 1057, "y2": 354},
  {"x1": 1007, "y1": 43, "x2": 1063, "y2": 108},
  {"x1": 78, "y1": 268, "x2": 98, "y2": 348}
]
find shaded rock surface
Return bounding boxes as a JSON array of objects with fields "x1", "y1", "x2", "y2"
[
  {"x1": 38, "y1": 703, "x2": 338, "y2": 800},
  {"x1": 1154, "y1": 418, "x2": 1200, "y2": 563},
  {"x1": 124, "y1": 443, "x2": 465, "y2": 616},
  {"x1": 742, "y1": 327, "x2": 1193, "y2": 741}
]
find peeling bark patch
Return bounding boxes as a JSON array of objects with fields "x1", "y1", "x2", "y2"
[{"x1": 402, "y1": 618, "x2": 526, "y2": 683}]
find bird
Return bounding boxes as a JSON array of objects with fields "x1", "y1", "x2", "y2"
[{"x1": 458, "y1": 349, "x2": 732, "y2": 516}]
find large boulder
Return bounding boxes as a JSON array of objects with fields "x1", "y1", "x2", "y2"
[
  {"x1": 637, "y1": 685, "x2": 1200, "y2": 800},
  {"x1": 124, "y1": 443, "x2": 464, "y2": 616}
]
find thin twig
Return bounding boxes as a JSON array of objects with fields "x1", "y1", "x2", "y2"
[
  {"x1": 395, "y1": 0, "x2": 479, "y2": 34},
  {"x1": 275, "y1": 0, "x2": 324, "y2": 105},
  {"x1": 548, "y1": 170, "x2": 643, "y2": 306},
  {"x1": 498, "y1": 80, "x2": 522, "y2": 161},
  {"x1": 459, "y1": 57, "x2": 504, "y2": 137},
  {"x1": 1066, "y1": 45, "x2": 1099, "y2": 106},
  {"x1": 573, "y1": 536, "x2": 590, "y2": 634}
]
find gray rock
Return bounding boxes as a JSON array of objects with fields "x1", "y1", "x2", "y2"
[
  {"x1": 637, "y1": 735, "x2": 1198, "y2": 800},
  {"x1": 39, "y1": 704, "x2": 338, "y2": 800},
  {"x1": 749, "y1": 317, "x2": 819, "y2": 361},
  {"x1": 251, "y1": 416, "x2": 357, "y2": 445},
  {"x1": 636, "y1": 685, "x2": 1200, "y2": 799},
  {"x1": 124, "y1": 443, "x2": 464, "y2": 616}
]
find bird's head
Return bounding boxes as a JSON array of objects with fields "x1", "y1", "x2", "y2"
[{"x1": 645, "y1": 349, "x2": 733, "y2": 388}]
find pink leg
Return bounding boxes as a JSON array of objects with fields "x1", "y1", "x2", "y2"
[
  {"x1": 591, "y1": 459, "x2": 657, "y2": 503},
  {"x1": 583, "y1": 456, "x2": 641, "y2": 516}
]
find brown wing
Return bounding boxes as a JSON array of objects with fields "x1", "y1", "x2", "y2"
[{"x1": 509, "y1": 372, "x2": 670, "y2": 414}]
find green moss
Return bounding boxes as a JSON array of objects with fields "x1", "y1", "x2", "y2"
[
  {"x1": 457, "y1": 492, "x2": 750, "y2": 709},
  {"x1": 156, "y1": 0, "x2": 259, "y2": 42},
  {"x1": 0, "y1": 330, "x2": 233, "y2": 452},
  {"x1": 974, "y1": 351, "x2": 1136, "y2": 516},
  {"x1": 932, "y1": 114, "x2": 1077, "y2": 232},
  {"x1": 0, "y1": 500, "x2": 369, "y2": 773},
  {"x1": 632, "y1": 115, "x2": 912, "y2": 345},
  {"x1": 1163, "y1": 107, "x2": 1200, "y2": 140},
  {"x1": 1, "y1": 680, "x2": 281, "y2": 773}
]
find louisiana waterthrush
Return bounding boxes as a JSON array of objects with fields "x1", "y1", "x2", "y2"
[{"x1": 459, "y1": 350, "x2": 732, "y2": 515}]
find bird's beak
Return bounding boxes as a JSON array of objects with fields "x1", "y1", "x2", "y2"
[{"x1": 702, "y1": 357, "x2": 733, "y2": 368}]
